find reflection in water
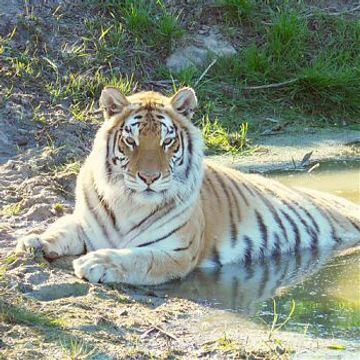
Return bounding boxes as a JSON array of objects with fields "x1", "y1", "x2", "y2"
[
  {"x1": 157, "y1": 248, "x2": 333, "y2": 313},
  {"x1": 154, "y1": 162, "x2": 360, "y2": 340},
  {"x1": 156, "y1": 246, "x2": 360, "y2": 340}
]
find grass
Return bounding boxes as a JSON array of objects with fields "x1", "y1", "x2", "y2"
[
  {"x1": 60, "y1": 338, "x2": 94, "y2": 360},
  {"x1": 1, "y1": 202, "x2": 23, "y2": 216},
  {"x1": 0, "y1": 0, "x2": 358, "y2": 157},
  {"x1": 0, "y1": 301, "x2": 64, "y2": 329}
]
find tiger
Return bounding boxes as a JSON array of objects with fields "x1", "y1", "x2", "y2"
[{"x1": 15, "y1": 86, "x2": 360, "y2": 285}]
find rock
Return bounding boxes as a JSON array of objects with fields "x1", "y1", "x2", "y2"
[
  {"x1": 16, "y1": 136, "x2": 29, "y2": 146},
  {"x1": 22, "y1": 203, "x2": 54, "y2": 222},
  {"x1": 166, "y1": 27, "x2": 236, "y2": 73},
  {"x1": 24, "y1": 270, "x2": 50, "y2": 285}
]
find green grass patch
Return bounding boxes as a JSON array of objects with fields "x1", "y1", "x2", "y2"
[
  {"x1": 1, "y1": 202, "x2": 23, "y2": 216},
  {"x1": 0, "y1": 0, "x2": 358, "y2": 156},
  {"x1": 0, "y1": 302, "x2": 64, "y2": 329},
  {"x1": 167, "y1": 5, "x2": 359, "y2": 141}
]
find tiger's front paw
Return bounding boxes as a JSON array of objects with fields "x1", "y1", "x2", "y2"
[
  {"x1": 15, "y1": 235, "x2": 61, "y2": 259},
  {"x1": 73, "y1": 251, "x2": 123, "y2": 283}
]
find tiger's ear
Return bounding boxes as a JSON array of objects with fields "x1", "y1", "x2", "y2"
[
  {"x1": 170, "y1": 87, "x2": 197, "y2": 120},
  {"x1": 99, "y1": 87, "x2": 129, "y2": 120}
]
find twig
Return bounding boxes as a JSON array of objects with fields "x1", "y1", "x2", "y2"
[
  {"x1": 145, "y1": 79, "x2": 179, "y2": 86},
  {"x1": 141, "y1": 325, "x2": 178, "y2": 341},
  {"x1": 153, "y1": 325, "x2": 178, "y2": 340},
  {"x1": 141, "y1": 327, "x2": 156, "y2": 339},
  {"x1": 242, "y1": 78, "x2": 299, "y2": 90},
  {"x1": 195, "y1": 58, "x2": 217, "y2": 87},
  {"x1": 304, "y1": 4, "x2": 360, "y2": 18},
  {"x1": 307, "y1": 163, "x2": 320, "y2": 173}
]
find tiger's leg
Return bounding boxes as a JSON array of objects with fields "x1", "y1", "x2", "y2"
[
  {"x1": 15, "y1": 215, "x2": 85, "y2": 259},
  {"x1": 73, "y1": 246, "x2": 197, "y2": 285}
]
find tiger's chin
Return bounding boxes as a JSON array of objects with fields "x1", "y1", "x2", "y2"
[{"x1": 130, "y1": 188, "x2": 168, "y2": 205}]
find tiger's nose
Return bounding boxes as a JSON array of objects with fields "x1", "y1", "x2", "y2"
[{"x1": 137, "y1": 171, "x2": 161, "y2": 185}]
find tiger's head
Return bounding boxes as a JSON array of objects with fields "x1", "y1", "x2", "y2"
[{"x1": 96, "y1": 86, "x2": 203, "y2": 204}]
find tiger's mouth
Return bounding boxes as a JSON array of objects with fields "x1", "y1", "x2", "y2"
[{"x1": 144, "y1": 188, "x2": 156, "y2": 194}]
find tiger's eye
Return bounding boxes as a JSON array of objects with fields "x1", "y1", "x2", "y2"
[
  {"x1": 163, "y1": 138, "x2": 173, "y2": 146},
  {"x1": 126, "y1": 137, "x2": 135, "y2": 145}
]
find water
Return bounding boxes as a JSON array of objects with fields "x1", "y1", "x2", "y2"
[{"x1": 155, "y1": 161, "x2": 360, "y2": 341}]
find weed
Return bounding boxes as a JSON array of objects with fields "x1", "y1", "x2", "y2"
[
  {"x1": 0, "y1": 302, "x2": 64, "y2": 329},
  {"x1": 61, "y1": 338, "x2": 94, "y2": 360},
  {"x1": 53, "y1": 203, "x2": 64, "y2": 213},
  {"x1": 268, "y1": 299, "x2": 296, "y2": 339},
  {"x1": 57, "y1": 161, "x2": 81, "y2": 175},
  {"x1": 216, "y1": 0, "x2": 255, "y2": 21},
  {"x1": 1, "y1": 202, "x2": 22, "y2": 216}
]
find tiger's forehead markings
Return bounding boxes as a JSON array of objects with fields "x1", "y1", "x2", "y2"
[{"x1": 123, "y1": 110, "x2": 175, "y2": 140}]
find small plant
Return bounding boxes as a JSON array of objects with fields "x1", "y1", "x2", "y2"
[
  {"x1": 268, "y1": 299, "x2": 296, "y2": 339},
  {"x1": 201, "y1": 116, "x2": 251, "y2": 155},
  {"x1": 53, "y1": 203, "x2": 64, "y2": 213},
  {"x1": 1, "y1": 202, "x2": 22, "y2": 216},
  {"x1": 60, "y1": 338, "x2": 94, "y2": 360},
  {"x1": 0, "y1": 302, "x2": 64, "y2": 328},
  {"x1": 58, "y1": 161, "x2": 81, "y2": 175},
  {"x1": 216, "y1": 0, "x2": 255, "y2": 21}
]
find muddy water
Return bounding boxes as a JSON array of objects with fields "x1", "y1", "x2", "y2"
[{"x1": 156, "y1": 161, "x2": 360, "y2": 342}]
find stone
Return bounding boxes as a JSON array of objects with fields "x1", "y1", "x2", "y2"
[{"x1": 166, "y1": 27, "x2": 236, "y2": 73}]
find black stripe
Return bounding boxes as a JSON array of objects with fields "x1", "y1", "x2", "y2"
[
  {"x1": 284, "y1": 200, "x2": 318, "y2": 249},
  {"x1": 173, "y1": 236, "x2": 194, "y2": 251},
  {"x1": 349, "y1": 219, "x2": 360, "y2": 232},
  {"x1": 123, "y1": 202, "x2": 178, "y2": 247},
  {"x1": 255, "y1": 210, "x2": 268, "y2": 258},
  {"x1": 225, "y1": 174, "x2": 249, "y2": 206},
  {"x1": 83, "y1": 185, "x2": 116, "y2": 247},
  {"x1": 280, "y1": 210, "x2": 301, "y2": 252},
  {"x1": 93, "y1": 180, "x2": 117, "y2": 230},
  {"x1": 272, "y1": 232, "x2": 281, "y2": 259},
  {"x1": 124, "y1": 205, "x2": 164, "y2": 236},
  {"x1": 242, "y1": 182, "x2": 255, "y2": 196},
  {"x1": 177, "y1": 132, "x2": 185, "y2": 166},
  {"x1": 184, "y1": 129, "x2": 193, "y2": 178},
  {"x1": 204, "y1": 176, "x2": 222, "y2": 205},
  {"x1": 209, "y1": 166, "x2": 238, "y2": 246},
  {"x1": 303, "y1": 193, "x2": 341, "y2": 244},
  {"x1": 152, "y1": 202, "x2": 193, "y2": 233},
  {"x1": 244, "y1": 235, "x2": 253, "y2": 265},
  {"x1": 294, "y1": 201, "x2": 320, "y2": 233},
  {"x1": 105, "y1": 131, "x2": 112, "y2": 180},
  {"x1": 258, "y1": 261, "x2": 270, "y2": 298},
  {"x1": 316, "y1": 205, "x2": 342, "y2": 244},
  {"x1": 252, "y1": 187, "x2": 288, "y2": 242},
  {"x1": 77, "y1": 224, "x2": 94, "y2": 252},
  {"x1": 112, "y1": 130, "x2": 119, "y2": 154},
  {"x1": 266, "y1": 186, "x2": 318, "y2": 249},
  {"x1": 224, "y1": 174, "x2": 242, "y2": 222},
  {"x1": 212, "y1": 246, "x2": 222, "y2": 266},
  {"x1": 137, "y1": 220, "x2": 189, "y2": 248}
]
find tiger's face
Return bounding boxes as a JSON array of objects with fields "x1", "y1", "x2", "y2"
[{"x1": 99, "y1": 86, "x2": 202, "y2": 204}]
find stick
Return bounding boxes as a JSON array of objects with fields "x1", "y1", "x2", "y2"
[
  {"x1": 141, "y1": 325, "x2": 178, "y2": 341},
  {"x1": 144, "y1": 80, "x2": 179, "y2": 86},
  {"x1": 195, "y1": 58, "x2": 217, "y2": 87},
  {"x1": 154, "y1": 325, "x2": 178, "y2": 341},
  {"x1": 304, "y1": 5, "x2": 360, "y2": 18},
  {"x1": 242, "y1": 78, "x2": 299, "y2": 90}
]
